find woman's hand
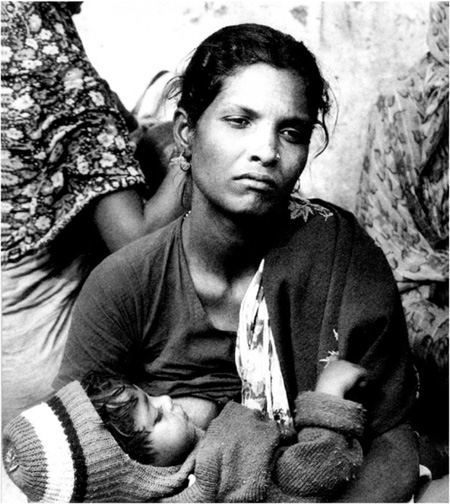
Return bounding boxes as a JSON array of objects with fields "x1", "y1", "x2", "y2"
[{"x1": 315, "y1": 358, "x2": 368, "y2": 399}]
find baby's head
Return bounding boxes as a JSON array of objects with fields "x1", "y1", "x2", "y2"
[
  {"x1": 81, "y1": 371, "x2": 198, "y2": 466},
  {"x1": 2, "y1": 379, "x2": 199, "y2": 502}
]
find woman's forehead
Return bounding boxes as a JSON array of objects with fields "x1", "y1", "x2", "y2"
[
  {"x1": 222, "y1": 62, "x2": 305, "y2": 88},
  {"x1": 211, "y1": 63, "x2": 310, "y2": 118}
]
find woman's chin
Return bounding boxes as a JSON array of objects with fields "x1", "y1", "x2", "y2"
[{"x1": 224, "y1": 200, "x2": 287, "y2": 221}]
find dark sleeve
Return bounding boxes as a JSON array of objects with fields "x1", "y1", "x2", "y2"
[
  {"x1": 336, "y1": 218, "x2": 418, "y2": 436},
  {"x1": 273, "y1": 392, "x2": 364, "y2": 500},
  {"x1": 334, "y1": 214, "x2": 420, "y2": 501},
  {"x1": 53, "y1": 252, "x2": 144, "y2": 390}
]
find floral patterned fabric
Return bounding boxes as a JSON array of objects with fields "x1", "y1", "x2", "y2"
[
  {"x1": 1, "y1": 2, "x2": 145, "y2": 264},
  {"x1": 236, "y1": 258, "x2": 294, "y2": 438},
  {"x1": 355, "y1": 3, "x2": 449, "y2": 349}
]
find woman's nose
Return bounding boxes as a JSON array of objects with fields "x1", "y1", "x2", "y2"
[{"x1": 249, "y1": 126, "x2": 279, "y2": 166}]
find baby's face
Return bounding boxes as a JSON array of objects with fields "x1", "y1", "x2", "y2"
[{"x1": 126, "y1": 387, "x2": 197, "y2": 466}]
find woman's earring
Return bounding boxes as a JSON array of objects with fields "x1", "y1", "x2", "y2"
[{"x1": 179, "y1": 152, "x2": 191, "y2": 172}]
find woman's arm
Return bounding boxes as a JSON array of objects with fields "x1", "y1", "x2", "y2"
[
  {"x1": 336, "y1": 216, "x2": 420, "y2": 502},
  {"x1": 265, "y1": 206, "x2": 420, "y2": 502}
]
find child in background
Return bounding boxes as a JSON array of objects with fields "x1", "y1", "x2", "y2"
[{"x1": 3, "y1": 359, "x2": 366, "y2": 503}]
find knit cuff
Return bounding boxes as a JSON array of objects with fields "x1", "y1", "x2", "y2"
[{"x1": 294, "y1": 391, "x2": 366, "y2": 438}]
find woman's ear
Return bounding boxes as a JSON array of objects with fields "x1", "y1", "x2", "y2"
[{"x1": 173, "y1": 107, "x2": 193, "y2": 158}]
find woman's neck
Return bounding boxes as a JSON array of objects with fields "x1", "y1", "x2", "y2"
[
  {"x1": 181, "y1": 202, "x2": 282, "y2": 331},
  {"x1": 182, "y1": 206, "x2": 270, "y2": 281}
]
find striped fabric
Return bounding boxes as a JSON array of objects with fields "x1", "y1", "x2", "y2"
[
  {"x1": 48, "y1": 395, "x2": 88, "y2": 501},
  {"x1": 22, "y1": 402, "x2": 78, "y2": 501}
]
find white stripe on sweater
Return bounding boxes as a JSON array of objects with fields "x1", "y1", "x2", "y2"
[{"x1": 23, "y1": 403, "x2": 75, "y2": 503}]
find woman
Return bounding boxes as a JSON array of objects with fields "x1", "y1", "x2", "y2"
[
  {"x1": 55, "y1": 24, "x2": 419, "y2": 501},
  {"x1": 1, "y1": 1, "x2": 184, "y2": 429}
]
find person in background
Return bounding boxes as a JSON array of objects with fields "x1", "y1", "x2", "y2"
[
  {"x1": 1, "y1": 1, "x2": 185, "y2": 428},
  {"x1": 355, "y1": 2, "x2": 448, "y2": 481}
]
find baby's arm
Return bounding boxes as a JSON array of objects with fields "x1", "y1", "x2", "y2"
[{"x1": 270, "y1": 360, "x2": 367, "y2": 502}]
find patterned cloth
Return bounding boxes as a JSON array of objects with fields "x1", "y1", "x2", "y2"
[
  {"x1": 1, "y1": 1, "x2": 147, "y2": 428},
  {"x1": 355, "y1": 2, "x2": 449, "y2": 349},
  {"x1": 236, "y1": 258, "x2": 294, "y2": 437},
  {"x1": 1, "y1": 2, "x2": 145, "y2": 264}
]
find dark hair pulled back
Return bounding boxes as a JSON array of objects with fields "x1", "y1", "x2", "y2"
[{"x1": 169, "y1": 23, "x2": 332, "y2": 154}]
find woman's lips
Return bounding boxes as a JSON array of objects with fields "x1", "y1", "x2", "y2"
[{"x1": 235, "y1": 173, "x2": 277, "y2": 190}]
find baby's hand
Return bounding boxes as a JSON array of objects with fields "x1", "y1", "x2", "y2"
[{"x1": 315, "y1": 358, "x2": 367, "y2": 398}]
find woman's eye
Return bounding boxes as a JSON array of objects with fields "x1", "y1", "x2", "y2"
[
  {"x1": 281, "y1": 128, "x2": 311, "y2": 145},
  {"x1": 225, "y1": 116, "x2": 250, "y2": 128}
]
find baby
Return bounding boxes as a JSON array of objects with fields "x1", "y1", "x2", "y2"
[
  {"x1": 80, "y1": 370, "x2": 200, "y2": 467},
  {"x1": 83, "y1": 357, "x2": 366, "y2": 466},
  {"x1": 3, "y1": 359, "x2": 366, "y2": 502}
]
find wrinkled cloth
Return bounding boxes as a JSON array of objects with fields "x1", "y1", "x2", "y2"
[
  {"x1": 355, "y1": 3, "x2": 449, "y2": 349},
  {"x1": 1, "y1": 247, "x2": 94, "y2": 428},
  {"x1": 165, "y1": 394, "x2": 365, "y2": 503},
  {"x1": 1, "y1": 1, "x2": 144, "y2": 264}
]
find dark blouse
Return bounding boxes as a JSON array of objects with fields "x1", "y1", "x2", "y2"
[{"x1": 54, "y1": 218, "x2": 241, "y2": 404}]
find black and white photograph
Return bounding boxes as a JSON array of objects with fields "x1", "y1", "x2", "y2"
[{"x1": 1, "y1": 1, "x2": 448, "y2": 502}]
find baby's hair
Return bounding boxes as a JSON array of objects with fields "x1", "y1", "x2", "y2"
[{"x1": 81, "y1": 371, "x2": 156, "y2": 464}]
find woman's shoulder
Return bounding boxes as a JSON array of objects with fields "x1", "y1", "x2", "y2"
[
  {"x1": 90, "y1": 217, "x2": 182, "y2": 278},
  {"x1": 273, "y1": 196, "x2": 393, "y2": 290},
  {"x1": 286, "y1": 195, "x2": 362, "y2": 237},
  {"x1": 273, "y1": 195, "x2": 382, "y2": 265}
]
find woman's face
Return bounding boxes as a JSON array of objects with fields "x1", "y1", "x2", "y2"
[{"x1": 188, "y1": 63, "x2": 314, "y2": 218}]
